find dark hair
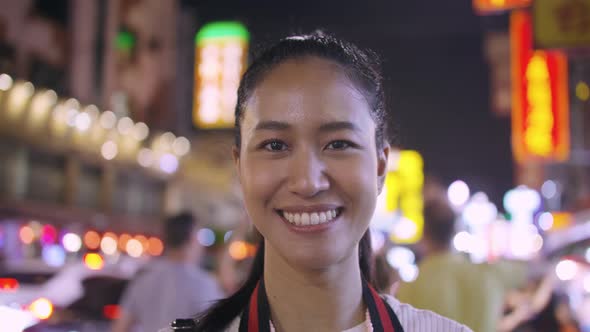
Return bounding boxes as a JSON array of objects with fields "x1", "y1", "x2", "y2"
[
  {"x1": 234, "y1": 31, "x2": 389, "y2": 151},
  {"x1": 195, "y1": 31, "x2": 385, "y2": 331},
  {"x1": 163, "y1": 212, "x2": 196, "y2": 250}
]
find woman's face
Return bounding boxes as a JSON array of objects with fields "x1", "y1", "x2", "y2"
[{"x1": 235, "y1": 57, "x2": 388, "y2": 270}]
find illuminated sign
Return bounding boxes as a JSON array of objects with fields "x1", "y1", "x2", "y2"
[
  {"x1": 473, "y1": 0, "x2": 531, "y2": 14},
  {"x1": 511, "y1": 11, "x2": 569, "y2": 163},
  {"x1": 534, "y1": 0, "x2": 590, "y2": 49},
  {"x1": 193, "y1": 22, "x2": 249, "y2": 129},
  {"x1": 385, "y1": 150, "x2": 424, "y2": 244}
]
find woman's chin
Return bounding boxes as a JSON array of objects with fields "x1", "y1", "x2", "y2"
[{"x1": 280, "y1": 245, "x2": 353, "y2": 271}]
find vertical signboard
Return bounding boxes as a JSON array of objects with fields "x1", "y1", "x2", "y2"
[
  {"x1": 511, "y1": 11, "x2": 570, "y2": 163},
  {"x1": 193, "y1": 22, "x2": 249, "y2": 129}
]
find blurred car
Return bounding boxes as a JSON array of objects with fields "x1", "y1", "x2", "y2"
[{"x1": 0, "y1": 255, "x2": 145, "y2": 332}]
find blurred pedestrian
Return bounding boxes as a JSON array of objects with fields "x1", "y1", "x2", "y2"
[
  {"x1": 396, "y1": 180, "x2": 527, "y2": 332},
  {"x1": 112, "y1": 212, "x2": 224, "y2": 332}
]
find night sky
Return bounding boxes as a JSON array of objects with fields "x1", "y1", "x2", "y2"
[{"x1": 192, "y1": 0, "x2": 514, "y2": 206}]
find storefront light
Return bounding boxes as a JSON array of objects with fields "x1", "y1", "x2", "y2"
[
  {"x1": 74, "y1": 112, "x2": 92, "y2": 131},
  {"x1": 99, "y1": 111, "x2": 117, "y2": 130},
  {"x1": 159, "y1": 153, "x2": 178, "y2": 174},
  {"x1": 117, "y1": 117, "x2": 134, "y2": 135},
  {"x1": 0, "y1": 73, "x2": 13, "y2": 91},
  {"x1": 137, "y1": 148, "x2": 154, "y2": 167},
  {"x1": 172, "y1": 137, "x2": 190, "y2": 156},
  {"x1": 101, "y1": 141, "x2": 118, "y2": 160},
  {"x1": 132, "y1": 122, "x2": 149, "y2": 141}
]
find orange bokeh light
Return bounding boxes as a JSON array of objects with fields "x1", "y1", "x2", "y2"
[
  {"x1": 147, "y1": 237, "x2": 164, "y2": 256},
  {"x1": 84, "y1": 253, "x2": 104, "y2": 270},
  {"x1": 118, "y1": 233, "x2": 132, "y2": 251},
  {"x1": 84, "y1": 231, "x2": 101, "y2": 250},
  {"x1": 229, "y1": 241, "x2": 248, "y2": 260},
  {"x1": 19, "y1": 226, "x2": 34, "y2": 244},
  {"x1": 135, "y1": 235, "x2": 148, "y2": 250}
]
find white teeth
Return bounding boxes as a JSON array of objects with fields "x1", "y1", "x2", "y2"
[
  {"x1": 301, "y1": 213, "x2": 310, "y2": 226},
  {"x1": 310, "y1": 213, "x2": 319, "y2": 225},
  {"x1": 282, "y1": 209, "x2": 339, "y2": 226}
]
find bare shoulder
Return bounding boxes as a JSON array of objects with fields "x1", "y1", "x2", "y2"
[{"x1": 383, "y1": 295, "x2": 474, "y2": 332}]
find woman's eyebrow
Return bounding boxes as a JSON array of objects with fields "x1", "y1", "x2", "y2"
[
  {"x1": 253, "y1": 120, "x2": 360, "y2": 133},
  {"x1": 318, "y1": 121, "x2": 360, "y2": 133},
  {"x1": 254, "y1": 120, "x2": 291, "y2": 131}
]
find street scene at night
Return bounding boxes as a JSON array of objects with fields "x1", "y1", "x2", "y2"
[{"x1": 1, "y1": 0, "x2": 590, "y2": 331}]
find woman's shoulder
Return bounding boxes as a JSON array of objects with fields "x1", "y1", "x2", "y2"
[{"x1": 383, "y1": 294, "x2": 474, "y2": 332}]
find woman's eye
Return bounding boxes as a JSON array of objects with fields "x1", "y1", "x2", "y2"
[
  {"x1": 326, "y1": 140, "x2": 352, "y2": 150},
  {"x1": 263, "y1": 141, "x2": 287, "y2": 151}
]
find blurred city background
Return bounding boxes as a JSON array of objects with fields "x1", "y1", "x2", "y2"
[{"x1": 0, "y1": 0, "x2": 589, "y2": 331}]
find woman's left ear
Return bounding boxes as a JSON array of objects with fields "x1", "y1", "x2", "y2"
[{"x1": 377, "y1": 143, "x2": 390, "y2": 194}]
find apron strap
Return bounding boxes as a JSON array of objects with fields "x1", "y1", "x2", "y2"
[{"x1": 240, "y1": 278, "x2": 404, "y2": 332}]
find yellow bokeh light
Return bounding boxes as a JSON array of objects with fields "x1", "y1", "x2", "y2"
[
  {"x1": 84, "y1": 253, "x2": 104, "y2": 270},
  {"x1": 576, "y1": 81, "x2": 589, "y2": 101},
  {"x1": 29, "y1": 298, "x2": 53, "y2": 320}
]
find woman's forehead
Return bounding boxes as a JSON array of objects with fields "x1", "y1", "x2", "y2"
[{"x1": 243, "y1": 58, "x2": 372, "y2": 125}]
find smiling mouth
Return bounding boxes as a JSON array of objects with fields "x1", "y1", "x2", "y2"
[{"x1": 276, "y1": 208, "x2": 343, "y2": 227}]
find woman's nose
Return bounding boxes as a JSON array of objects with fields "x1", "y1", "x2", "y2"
[{"x1": 286, "y1": 149, "x2": 330, "y2": 197}]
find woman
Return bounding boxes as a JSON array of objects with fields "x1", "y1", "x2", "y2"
[{"x1": 173, "y1": 32, "x2": 472, "y2": 332}]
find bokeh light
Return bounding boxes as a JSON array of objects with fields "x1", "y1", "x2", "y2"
[
  {"x1": 117, "y1": 117, "x2": 134, "y2": 135},
  {"x1": 99, "y1": 111, "x2": 117, "y2": 129},
  {"x1": 83, "y1": 231, "x2": 101, "y2": 250},
  {"x1": 40, "y1": 224, "x2": 57, "y2": 245},
  {"x1": 197, "y1": 228, "x2": 216, "y2": 247},
  {"x1": 0, "y1": 73, "x2": 13, "y2": 91},
  {"x1": 576, "y1": 81, "x2": 590, "y2": 101},
  {"x1": 399, "y1": 264, "x2": 419, "y2": 282},
  {"x1": 19, "y1": 226, "x2": 34, "y2": 244},
  {"x1": 386, "y1": 247, "x2": 416, "y2": 269},
  {"x1": 29, "y1": 298, "x2": 53, "y2": 320},
  {"x1": 229, "y1": 241, "x2": 248, "y2": 260},
  {"x1": 84, "y1": 253, "x2": 104, "y2": 270},
  {"x1": 447, "y1": 180, "x2": 470, "y2": 206},
  {"x1": 42, "y1": 245, "x2": 66, "y2": 267},
  {"x1": 453, "y1": 231, "x2": 473, "y2": 252},
  {"x1": 538, "y1": 212, "x2": 554, "y2": 231},
  {"x1": 100, "y1": 233, "x2": 118, "y2": 255},
  {"x1": 126, "y1": 239, "x2": 143, "y2": 258},
  {"x1": 555, "y1": 259, "x2": 578, "y2": 281},
  {"x1": 159, "y1": 153, "x2": 179, "y2": 174},
  {"x1": 147, "y1": 237, "x2": 164, "y2": 256},
  {"x1": 62, "y1": 233, "x2": 82, "y2": 252},
  {"x1": 172, "y1": 137, "x2": 191, "y2": 156},
  {"x1": 101, "y1": 141, "x2": 118, "y2": 160},
  {"x1": 118, "y1": 233, "x2": 132, "y2": 251}
]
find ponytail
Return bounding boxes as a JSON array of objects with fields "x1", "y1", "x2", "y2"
[
  {"x1": 194, "y1": 241, "x2": 265, "y2": 331},
  {"x1": 359, "y1": 229, "x2": 374, "y2": 283}
]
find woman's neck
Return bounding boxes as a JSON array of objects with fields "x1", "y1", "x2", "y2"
[{"x1": 263, "y1": 241, "x2": 366, "y2": 332}]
